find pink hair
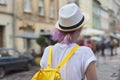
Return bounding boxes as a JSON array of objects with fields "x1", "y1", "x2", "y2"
[{"x1": 50, "y1": 28, "x2": 80, "y2": 45}]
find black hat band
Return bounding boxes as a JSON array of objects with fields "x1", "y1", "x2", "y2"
[{"x1": 59, "y1": 16, "x2": 84, "y2": 30}]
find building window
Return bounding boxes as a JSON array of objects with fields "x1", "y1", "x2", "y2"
[
  {"x1": 93, "y1": 1, "x2": 101, "y2": 29},
  {"x1": 24, "y1": 0, "x2": 32, "y2": 13},
  {"x1": 39, "y1": 0, "x2": 44, "y2": 16},
  {"x1": 0, "y1": 0, "x2": 6, "y2": 4},
  {"x1": 50, "y1": 0, "x2": 54, "y2": 18}
]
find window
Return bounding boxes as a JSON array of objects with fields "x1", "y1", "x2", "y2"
[
  {"x1": 50, "y1": 0, "x2": 54, "y2": 18},
  {"x1": 0, "y1": 0, "x2": 6, "y2": 4},
  {"x1": 24, "y1": 0, "x2": 32, "y2": 13},
  {"x1": 93, "y1": 1, "x2": 101, "y2": 29},
  {"x1": 39, "y1": 0, "x2": 44, "y2": 16}
]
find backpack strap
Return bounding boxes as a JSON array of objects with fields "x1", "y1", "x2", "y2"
[
  {"x1": 47, "y1": 45, "x2": 80, "y2": 70},
  {"x1": 56, "y1": 45, "x2": 80, "y2": 71},
  {"x1": 47, "y1": 46, "x2": 53, "y2": 68}
]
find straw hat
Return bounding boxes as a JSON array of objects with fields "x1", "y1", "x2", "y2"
[{"x1": 56, "y1": 3, "x2": 89, "y2": 32}]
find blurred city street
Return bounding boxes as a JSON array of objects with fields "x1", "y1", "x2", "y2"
[
  {"x1": 0, "y1": 0, "x2": 120, "y2": 80},
  {"x1": 96, "y1": 47, "x2": 120, "y2": 80}
]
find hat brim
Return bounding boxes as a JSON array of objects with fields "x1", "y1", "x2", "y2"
[{"x1": 55, "y1": 12, "x2": 89, "y2": 32}]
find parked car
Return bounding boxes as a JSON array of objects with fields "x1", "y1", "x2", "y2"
[{"x1": 0, "y1": 48, "x2": 34, "y2": 78}]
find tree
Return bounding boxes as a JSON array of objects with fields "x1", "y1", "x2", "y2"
[{"x1": 36, "y1": 36, "x2": 47, "y2": 57}]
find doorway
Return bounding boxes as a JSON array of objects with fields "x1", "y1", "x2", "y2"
[{"x1": 0, "y1": 25, "x2": 4, "y2": 48}]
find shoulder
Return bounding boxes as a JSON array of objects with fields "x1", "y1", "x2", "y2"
[
  {"x1": 76, "y1": 46, "x2": 95, "y2": 57},
  {"x1": 44, "y1": 45, "x2": 53, "y2": 51},
  {"x1": 42, "y1": 46, "x2": 52, "y2": 57},
  {"x1": 77, "y1": 46, "x2": 92, "y2": 52}
]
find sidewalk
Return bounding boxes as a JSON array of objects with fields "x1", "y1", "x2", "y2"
[{"x1": 96, "y1": 48, "x2": 120, "y2": 80}]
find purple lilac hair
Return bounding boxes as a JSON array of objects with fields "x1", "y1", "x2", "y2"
[{"x1": 50, "y1": 28, "x2": 80, "y2": 45}]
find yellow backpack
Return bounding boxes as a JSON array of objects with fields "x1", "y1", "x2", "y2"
[{"x1": 32, "y1": 45, "x2": 80, "y2": 80}]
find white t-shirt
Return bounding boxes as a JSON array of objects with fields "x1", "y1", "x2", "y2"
[{"x1": 40, "y1": 43, "x2": 96, "y2": 80}]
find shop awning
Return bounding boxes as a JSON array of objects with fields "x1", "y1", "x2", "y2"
[
  {"x1": 110, "y1": 33, "x2": 120, "y2": 40},
  {"x1": 81, "y1": 28, "x2": 105, "y2": 36},
  {"x1": 15, "y1": 32, "x2": 39, "y2": 39},
  {"x1": 91, "y1": 36, "x2": 102, "y2": 42}
]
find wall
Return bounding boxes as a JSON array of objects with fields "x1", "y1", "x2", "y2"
[
  {"x1": 79, "y1": 0, "x2": 93, "y2": 28},
  {"x1": 0, "y1": 0, "x2": 14, "y2": 48},
  {"x1": 0, "y1": 14, "x2": 13, "y2": 48},
  {"x1": 15, "y1": 0, "x2": 58, "y2": 53}
]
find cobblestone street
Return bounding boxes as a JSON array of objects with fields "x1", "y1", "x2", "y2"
[
  {"x1": 0, "y1": 66, "x2": 40, "y2": 80},
  {"x1": 97, "y1": 55, "x2": 120, "y2": 80},
  {"x1": 96, "y1": 47, "x2": 120, "y2": 80}
]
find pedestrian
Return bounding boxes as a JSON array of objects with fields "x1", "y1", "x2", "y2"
[
  {"x1": 101, "y1": 41, "x2": 105, "y2": 57},
  {"x1": 40, "y1": 3, "x2": 97, "y2": 80},
  {"x1": 31, "y1": 49, "x2": 36, "y2": 57},
  {"x1": 113, "y1": 39, "x2": 118, "y2": 55},
  {"x1": 109, "y1": 38, "x2": 114, "y2": 56}
]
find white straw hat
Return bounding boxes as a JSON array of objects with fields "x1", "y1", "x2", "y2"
[{"x1": 56, "y1": 3, "x2": 89, "y2": 32}]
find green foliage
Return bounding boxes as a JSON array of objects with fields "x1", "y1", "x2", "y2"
[{"x1": 36, "y1": 36, "x2": 47, "y2": 47}]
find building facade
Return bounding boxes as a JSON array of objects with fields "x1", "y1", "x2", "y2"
[
  {"x1": 79, "y1": 0, "x2": 93, "y2": 28},
  {"x1": 99, "y1": 0, "x2": 120, "y2": 32},
  {"x1": 15, "y1": 0, "x2": 59, "y2": 53},
  {"x1": 100, "y1": 8, "x2": 109, "y2": 32},
  {"x1": 1, "y1": 0, "x2": 119, "y2": 54},
  {"x1": 0, "y1": 0, "x2": 14, "y2": 48},
  {"x1": 0, "y1": 0, "x2": 103, "y2": 52},
  {"x1": 15, "y1": 0, "x2": 85, "y2": 53},
  {"x1": 112, "y1": 0, "x2": 120, "y2": 31}
]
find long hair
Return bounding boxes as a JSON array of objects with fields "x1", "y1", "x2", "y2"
[{"x1": 50, "y1": 28, "x2": 81, "y2": 45}]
